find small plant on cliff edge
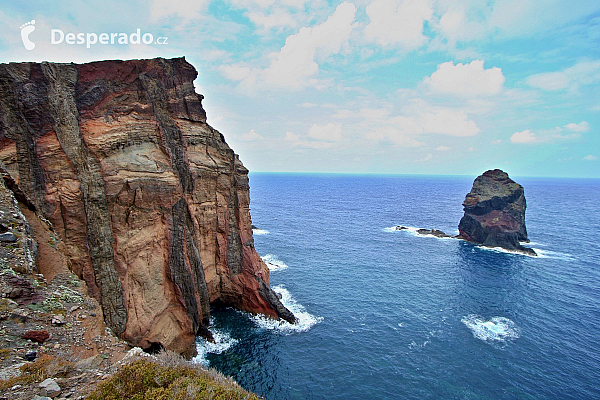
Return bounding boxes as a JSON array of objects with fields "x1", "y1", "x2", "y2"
[{"x1": 86, "y1": 355, "x2": 261, "y2": 400}]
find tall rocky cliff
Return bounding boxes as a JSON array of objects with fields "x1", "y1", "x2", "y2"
[{"x1": 0, "y1": 57, "x2": 294, "y2": 356}]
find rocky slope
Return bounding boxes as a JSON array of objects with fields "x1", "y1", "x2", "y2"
[
  {"x1": 458, "y1": 169, "x2": 535, "y2": 255},
  {"x1": 0, "y1": 57, "x2": 294, "y2": 356}
]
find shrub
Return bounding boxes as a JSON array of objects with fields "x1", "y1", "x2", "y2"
[{"x1": 86, "y1": 357, "x2": 260, "y2": 400}]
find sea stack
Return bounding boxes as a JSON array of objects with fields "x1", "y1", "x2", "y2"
[
  {"x1": 0, "y1": 57, "x2": 295, "y2": 356},
  {"x1": 458, "y1": 169, "x2": 535, "y2": 256}
]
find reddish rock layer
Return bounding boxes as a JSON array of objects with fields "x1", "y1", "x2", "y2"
[{"x1": 0, "y1": 57, "x2": 294, "y2": 356}]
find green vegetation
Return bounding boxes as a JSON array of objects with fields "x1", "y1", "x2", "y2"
[{"x1": 86, "y1": 355, "x2": 260, "y2": 400}]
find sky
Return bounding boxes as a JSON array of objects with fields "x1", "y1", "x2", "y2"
[{"x1": 1, "y1": 0, "x2": 599, "y2": 178}]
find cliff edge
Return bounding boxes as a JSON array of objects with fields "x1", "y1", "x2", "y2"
[
  {"x1": 0, "y1": 57, "x2": 294, "y2": 356},
  {"x1": 458, "y1": 169, "x2": 535, "y2": 256}
]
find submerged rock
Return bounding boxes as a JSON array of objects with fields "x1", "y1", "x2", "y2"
[
  {"x1": 458, "y1": 169, "x2": 535, "y2": 256},
  {"x1": 416, "y1": 228, "x2": 452, "y2": 238}
]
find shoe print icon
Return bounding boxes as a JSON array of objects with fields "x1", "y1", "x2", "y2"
[{"x1": 20, "y1": 20, "x2": 36, "y2": 50}]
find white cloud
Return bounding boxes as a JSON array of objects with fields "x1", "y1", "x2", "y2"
[
  {"x1": 423, "y1": 60, "x2": 505, "y2": 96},
  {"x1": 365, "y1": 0, "x2": 433, "y2": 49},
  {"x1": 418, "y1": 109, "x2": 480, "y2": 136},
  {"x1": 511, "y1": 121, "x2": 589, "y2": 144},
  {"x1": 332, "y1": 109, "x2": 354, "y2": 119},
  {"x1": 491, "y1": 139, "x2": 502, "y2": 144},
  {"x1": 247, "y1": 9, "x2": 298, "y2": 30},
  {"x1": 299, "y1": 102, "x2": 318, "y2": 108},
  {"x1": 436, "y1": 146, "x2": 451, "y2": 151},
  {"x1": 510, "y1": 129, "x2": 539, "y2": 144},
  {"x1": 285, "y1": 131, "x2": 300, "y2": 141},
  {"x1": 223, "y1": 2, "x2": 356, "y2": 90},
  {"x1": 241, "y1": 129, "x2": 263, "y2": 141},
  {"x1": 564, "y1": 121, "x2": 590, "y2": 132},
  {"x1": 292, "y1": 141, "x2": 334, "y2": 149},
  {"x1": 583, "y1": 155, "x2": 598, "y2": 161},
  {"x1": 417, "y1": 153, "x2": 434, "y2": 162},
  {"x1": 360, "y1": 108, "x2": 390, "y2": 119},
  {"x1": 308, "y1": 123, "x2": 342, "y2": 141},
  {"x1": 526, "y1": 60, "x2": 600, "y2": 91},
  {"x1": 364, "y1": 126, "x2": 424, "y2": 147},
  {"x1": 149, "y1": 0, "x2": 210, "y2": 21},
  {"x1": 434, "y1": 0, "x2": 600, "y2": 44}
]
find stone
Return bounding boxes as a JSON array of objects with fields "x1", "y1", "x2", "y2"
[
  {"x1": 416, "y1": 228, "x2": 452, "y2": 238},
  {"x1": 24, "y1": 350, "x2": 37, "y2": 361},
  {"x1": 0, "y1": 58, "x2": 295, "y2": 355},
  {"x1": 0, "y1": 362, "x2": 25, "y2": 380},
  {"x1": 32, "y1": 396, "x2": 52, "y2": 400},
  {"x1": 38, "y1": 378, "x2": 61, "y2": 397},
  {"x1": 0, "y1": 232, "x2": 17, "y2": 242},
  {"x1": 51, "y1": 315, "x2": 66, "y2": 326},
  {"x1": 458, "y1": 169, "x2": 535, "y2": 255},
  {"x1": 22, "y1": 330, "x2": 50, "y2": 344},
  {"x1": 75, "y1": 354, "x2": 103, "y2": 370}
]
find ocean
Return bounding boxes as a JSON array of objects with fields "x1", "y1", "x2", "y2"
[{"x1": 195, "y1": 173, "x2": 600, "y2": 399}]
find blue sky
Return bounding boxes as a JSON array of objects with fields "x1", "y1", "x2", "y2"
[{"x1": 1, "y1": 0, "x2": 599, "y2": 177}]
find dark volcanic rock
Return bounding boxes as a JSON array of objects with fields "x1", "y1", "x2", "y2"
[
  {"x1": 416, "y1": 228, "x2": 452, "y2": 238},
  {"x1": 458, "y1": 169, "x2": 535, "y2": 255}
]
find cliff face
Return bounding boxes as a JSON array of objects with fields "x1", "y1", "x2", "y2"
[
  {"x1": 458, "y1": 169, "x2": 535, "y2": 255},
  {"x1": 0, "y1": 57, "x2": 294, "y2": 356}
]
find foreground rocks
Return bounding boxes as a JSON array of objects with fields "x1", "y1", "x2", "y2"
[
  {"x1": 458, "y1": 169, "x2": 535, "y2": 256},
  {"x1": 0, "y1": 57, "x2": 294, "y2": 355}
]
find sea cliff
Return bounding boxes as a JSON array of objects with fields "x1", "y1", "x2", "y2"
[{"x1": 0, "y1": 57, "x2": 294, "y2": 356}]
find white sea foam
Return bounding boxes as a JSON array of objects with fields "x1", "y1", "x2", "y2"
[
  {"x1": 461, "y1": 315, "x2": 519, "y2": 343},
  {"x1": 481, "y1": 245, "x2": 538, "y2": 257},
  {"x1": 193, "y1": 326, "x2": 238, "y2": 366},
  {"x1": 384, "y1": 225, "x2": 420, "y2": 235},
  {"x1": 250, "y1": 285, "x2": 323, "y2": 334},
  {"x1": 532, "y1": 248, "x2": 576, "y2": 261},
  {"x1": 253, "y1": 228, "x2": 269, "y2": 235},
  {"x1": 262, "y1": 254, "x2": 289, "y2": 271}
]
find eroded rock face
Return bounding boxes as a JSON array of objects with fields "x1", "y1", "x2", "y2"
[
  {"x1": 0, "y1": 57, "x2": 294, "y2": 356},
  {"x1": 458, "y1": 169, "x2": 535, "y2": 255}
]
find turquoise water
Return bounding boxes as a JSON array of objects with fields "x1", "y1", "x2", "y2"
[{"x1": 196, "y1": 173, "x2": 600, "y2": 399}]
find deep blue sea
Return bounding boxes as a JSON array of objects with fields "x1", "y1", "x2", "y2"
[{"x1": 196, "y1": 173, "x2": 600, "y2": 399}]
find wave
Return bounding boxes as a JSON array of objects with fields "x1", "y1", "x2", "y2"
[
  {"x1": 193, "y1": 323, "x2": 238, "y2": 366},
  {"x1": 480, "y1": 245, "x2": 538, "y2": 257},
  {"x1": 461, "y1": 315, "x2": 519, "y2": 343},
  {"x1": 262, "y1": 254, "x2": 289, "y2": 271},
  {"x1": 253, "y1": 228, "x2": 269, "y2": 235},
  {"x1": 249, "y1": 285, "x2": 323, "y2": 334},
  {"x1": 532, "y1": 248, "x2": 576, "y2": 261}
]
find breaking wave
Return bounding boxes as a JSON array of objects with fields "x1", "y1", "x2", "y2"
[
  {"x1": 250, "y1": 285, "x2": 323, "y2": 334},
  {"x1": 193, "y1": 325, "x2": 238, "y2": 366},
  {"x1": 262, "y1": 254, "x2": 289, "y2": 271},
  {"x1": 461, "y1": 315, "x2": 519, "y2": 343},
  {"x1": 253, "y1": 228, "x2": 269, "y2": 235}
]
